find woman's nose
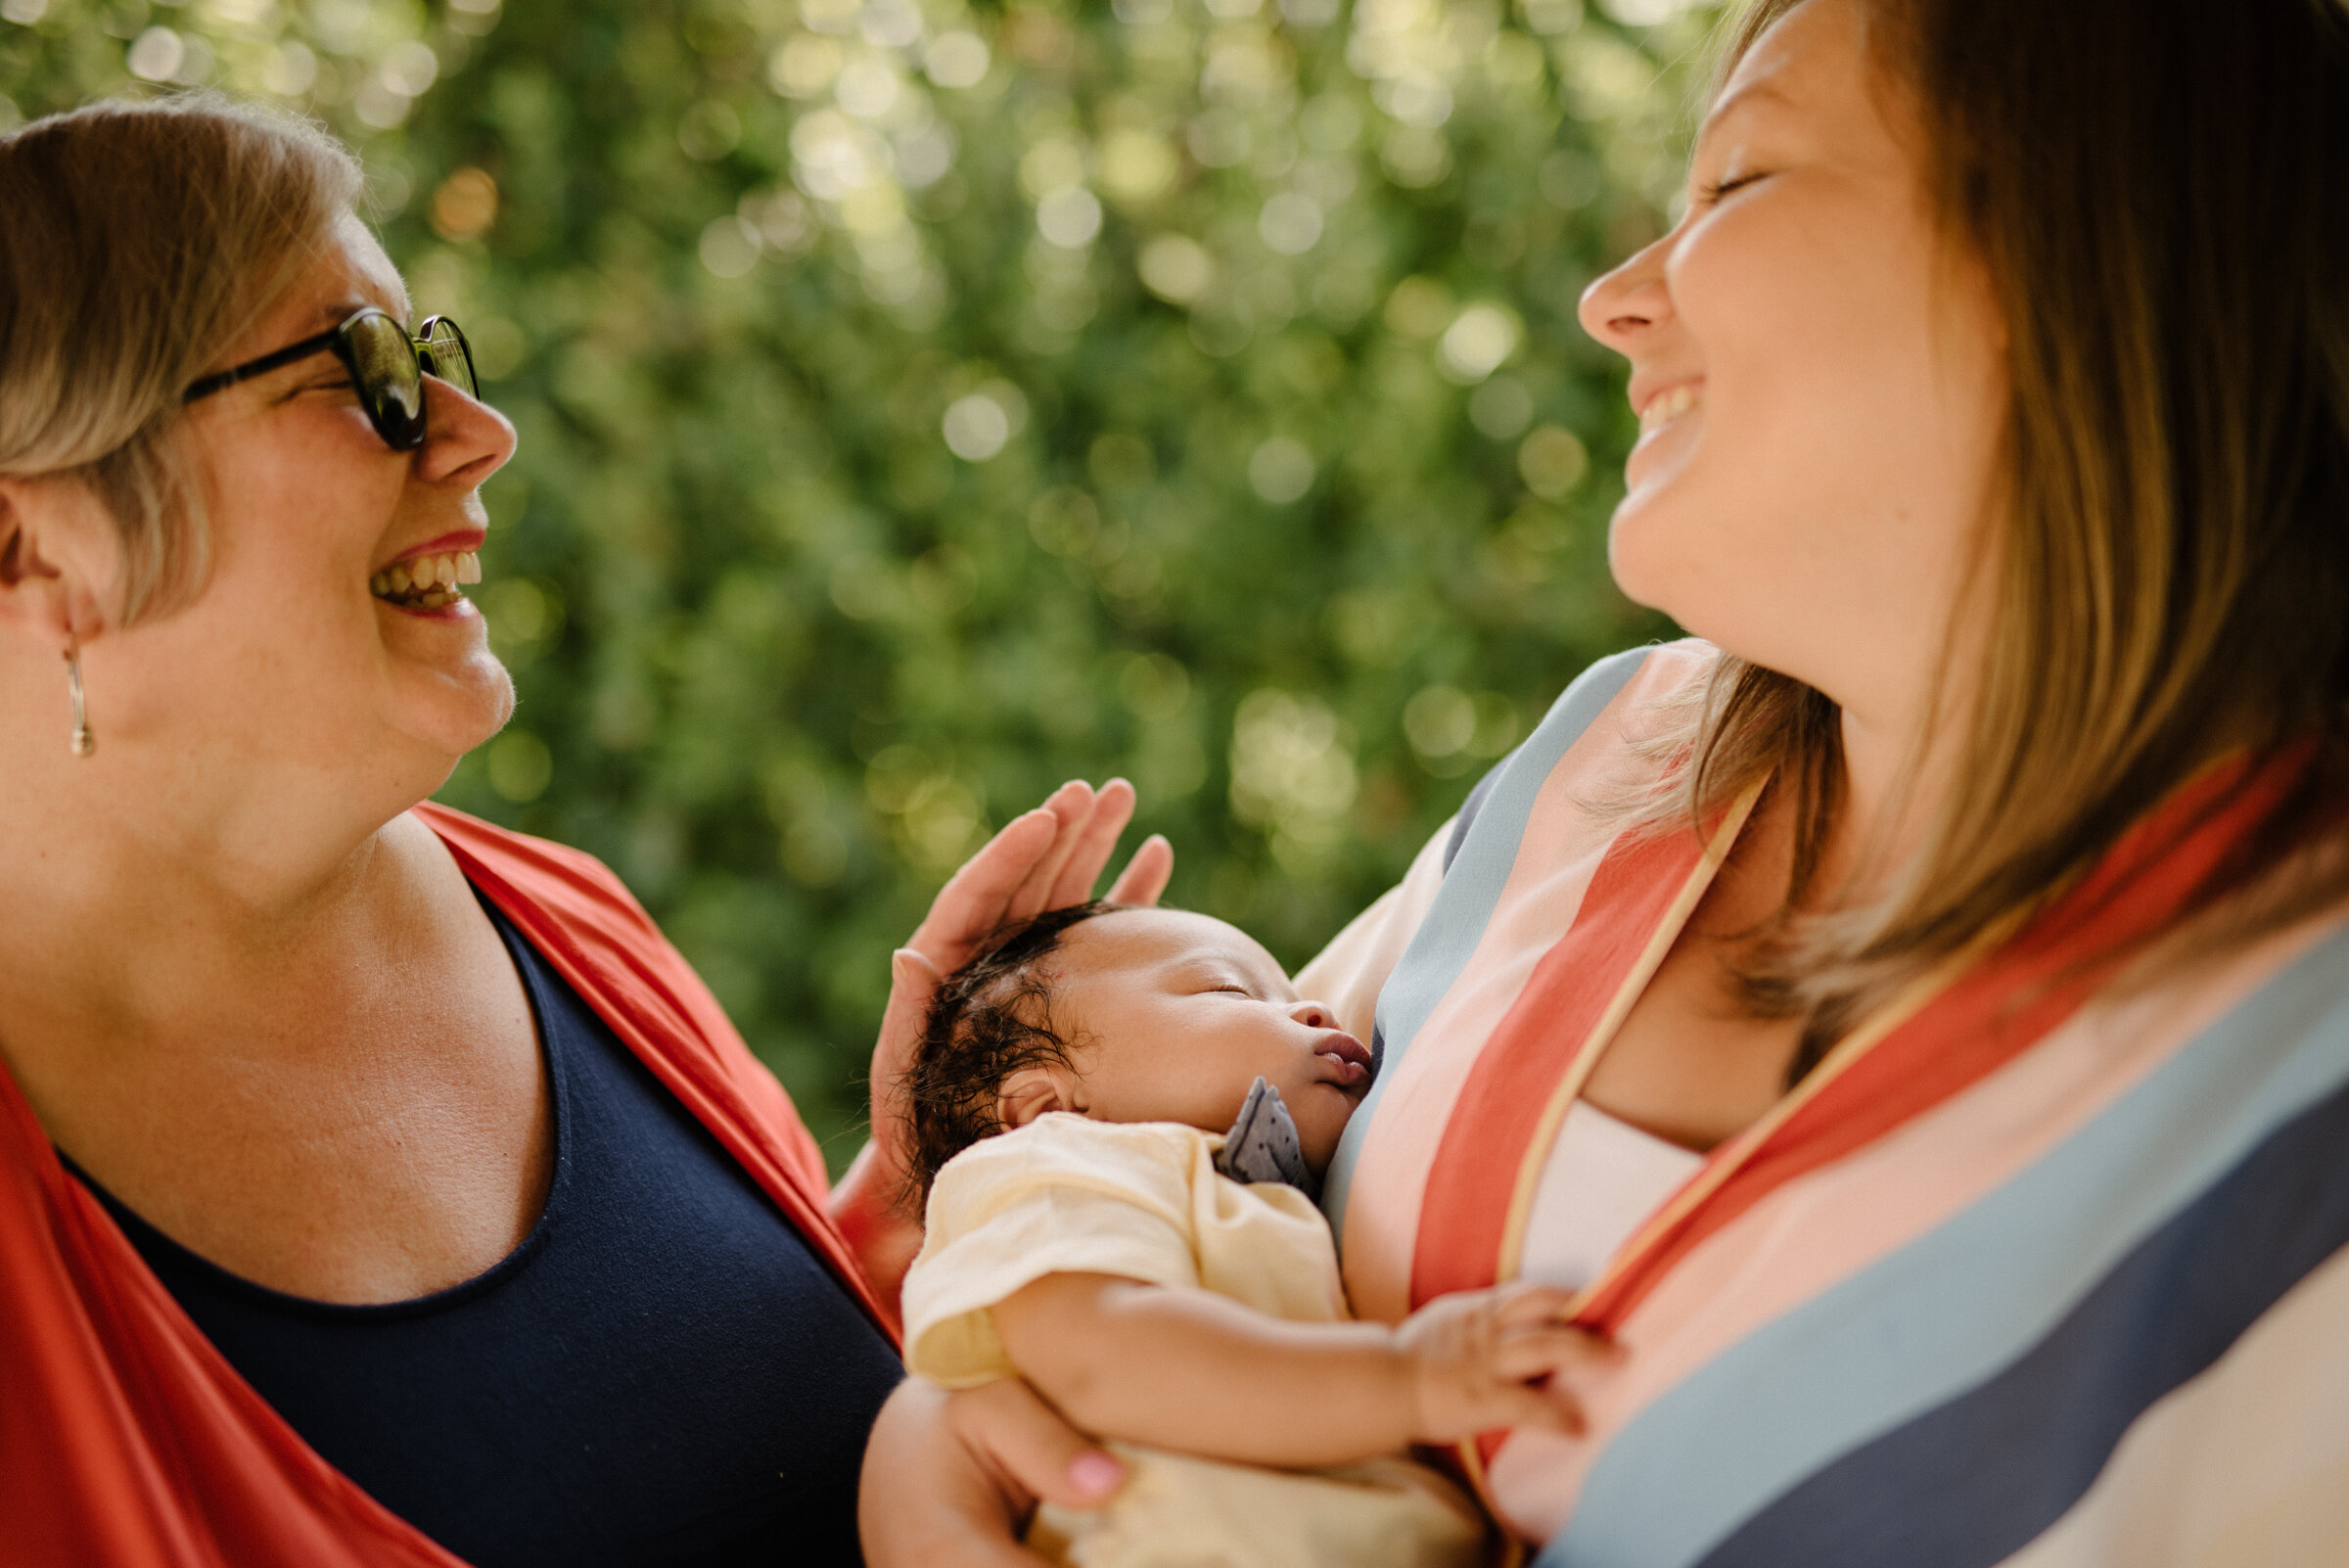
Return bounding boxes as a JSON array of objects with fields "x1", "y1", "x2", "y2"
[
  {"x1": 414, "y1": 372, "x2": 518, "y2": 487},
  {"x1": 1578, "y1": 234, "x2": 1676, "y2": 355}
]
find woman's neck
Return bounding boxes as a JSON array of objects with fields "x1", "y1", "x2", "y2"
[
  {"x1": 0, "y1": 685, "x2": 452, "y2": 1055},
  {"x1": 1813, "y1": 661, "x2": 1975, "y2": 911}
]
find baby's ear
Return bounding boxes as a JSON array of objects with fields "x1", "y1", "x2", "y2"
[{"x1": 997, "y1": 1066, "x2": 1076, "y2": 1130}]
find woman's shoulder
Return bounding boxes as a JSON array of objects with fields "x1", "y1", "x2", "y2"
[
  {"x1": 411, "y1": 803, "x2": 845, "y2": 1212},
  {"x1": 1295, "y1": 640, "x2": 1719, "y2": 1033},
  {"x1": 1525, "y1": 637, "x2": 1716, "y2": 764},
  {"x1": 411, "y1": 803, "x2": 653, "y2": 929}
]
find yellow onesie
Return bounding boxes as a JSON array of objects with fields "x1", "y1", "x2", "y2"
[{"x1": 900, "y1": 1112, "x2": 1488, "y2": 1568}]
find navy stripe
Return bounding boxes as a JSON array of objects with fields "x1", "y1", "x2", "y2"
[
  {"x1": 1443, "y1": 753, "x2": 1513, "y2": 875},
  {"x1": 1696, "y1": 1067, "x2": 2349, "y2": 1568}
]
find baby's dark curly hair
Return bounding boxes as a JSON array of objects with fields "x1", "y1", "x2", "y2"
[{"x1": 898, "y1": 899, "x2": 1128, "y2": 1202}]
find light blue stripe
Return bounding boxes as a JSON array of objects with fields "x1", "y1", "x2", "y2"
[
  {"x1": 1539, "y1": 914, "x2": 2349, "y2": 1568},
  {"x1": 1322, "y1": 646, "x2": 1653, "y2": 1239}
]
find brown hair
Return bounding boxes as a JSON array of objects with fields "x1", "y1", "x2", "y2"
[
  {"x1": 1672, "y1": 0, "x2": 2349, "y2": 1077},
  {"x1": 0, "y1": 94, "x2": 363, "y2": 623}
]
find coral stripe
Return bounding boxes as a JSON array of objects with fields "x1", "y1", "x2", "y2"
[
  {"x1": 1340, "y1": 651, "x2": 1703, "y2": 1321},
  {"x1": 1405, "y1": 823, "x2": 1706, "y2": 1308},
  {"x1": 1573, "y1": 755, "x2": 2290, "y2": 1335},
  {"x1": 1539, "y1": 905, "x2": 2349, "y2": 1568},
  {"x1": 1481, "y1": 907, "x2": 2337, "y2": 1541}
]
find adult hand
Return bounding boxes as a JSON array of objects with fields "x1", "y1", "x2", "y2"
[
  {"x1": 832, "y1": 781, "x2": 1173, "y2": 1307},
  {"x1": 870, "y1": 779, "x2": 1173, "y2": 1176},
  {"x1": 858, "y1": 1377, "x2": 1126, "y2": 1568}
]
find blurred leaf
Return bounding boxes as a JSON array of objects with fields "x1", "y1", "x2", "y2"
[{"x1": 2, "y1": 0, "x2": 1712, "y2": 1169}]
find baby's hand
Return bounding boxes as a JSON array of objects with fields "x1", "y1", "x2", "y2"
[{"x1": 1393, "y1": 1282, "x2": 1621, "y2": 1443}]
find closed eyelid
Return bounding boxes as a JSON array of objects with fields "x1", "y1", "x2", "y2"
[{"x1": 275, "y1": 374, "x2": 353, "y2": 404}]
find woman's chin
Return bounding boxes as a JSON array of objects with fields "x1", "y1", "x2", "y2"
[
  {"x1": 1605, "y1": 501, "x2": 1689, "y2": 615},
  {"x1": 396, "y1": 653, "x2": 516, "y2": 761}
]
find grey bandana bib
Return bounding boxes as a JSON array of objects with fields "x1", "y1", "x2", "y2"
[{"x1": 1214, "y1": 1076, "x2": 1318, "y2": 1200}]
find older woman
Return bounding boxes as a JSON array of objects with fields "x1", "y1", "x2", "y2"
[
  {"x1": 862, "y1": 0, "x2": 2349, "y2": 1563},
  {"x1": 0, "y1": 98, "x2": 1181, "y2": 1568}
]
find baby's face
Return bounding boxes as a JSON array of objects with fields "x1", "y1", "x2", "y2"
[{"x1": 1043, "y1": 908, "x2": 1372, "y2": 1173}]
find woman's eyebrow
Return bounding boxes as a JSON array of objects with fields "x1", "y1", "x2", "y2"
[{"x1": 1699, "y1": 77, "x2": 1795, "y2": 145}]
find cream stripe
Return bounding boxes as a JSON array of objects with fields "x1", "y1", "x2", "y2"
[
  {"x1": 1340, "y1": 646, "x2": 1718, "y2": 1322},
  {"x1": 1994, "y1": 1241, "x2": 2349, "y2": 1568},
  {"x1": 1481, "y1": 905, "x2": 2343, "y2": 1543},
  {"x1": 1495, "y1": 778, "x2": 1767, "y2": 1286},
  {"x1": 1541, "y1": 899, "x2": 2024, "y2": 1317}
]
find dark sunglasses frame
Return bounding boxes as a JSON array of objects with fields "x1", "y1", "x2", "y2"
[{"x1": 181, "y1": 307, "x2": 478, "y2": 452}]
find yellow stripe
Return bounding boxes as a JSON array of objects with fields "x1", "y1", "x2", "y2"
[
  {"x1": 1529, "y1": 902, "x2": 2022, "y2": 1317},
  {"x1": 1494, "y1": 778, "x2": 1766, "y2": 1287}
]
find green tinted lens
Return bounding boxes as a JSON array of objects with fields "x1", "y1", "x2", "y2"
[
  {"x1": 420, "y1": 318, "x2": 479, "y2": 398},
  {"x1": 342, "y1": 311, "x2": 425, "y2": 447}
]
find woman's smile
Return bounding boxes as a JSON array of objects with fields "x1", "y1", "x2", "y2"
[
  {"x1": 372, "y1": 529, "x2": 487, "y2": 616},
  {"x1": 1627, "y1": 378, "x2": 1704, "y2": 481}
]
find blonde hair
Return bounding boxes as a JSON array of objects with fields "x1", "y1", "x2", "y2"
[
  {"x1": 0, "y1": 94, "x2": 363, "y2": 623},
  {"x1": 1663, "y1": 0, "x2": 2349, "y2": 1078}
]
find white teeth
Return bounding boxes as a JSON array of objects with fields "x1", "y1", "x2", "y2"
[
  {"x1": 1639, "y1": 383, "x2": 1699, "y2": 432},
  {"x1": 370, "y1": 549, "x2": 484, "y2": 602}
]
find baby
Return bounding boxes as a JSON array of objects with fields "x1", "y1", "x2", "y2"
[{"x1": 895, "y1": 900, "x2": 1614, "y2": 1568}]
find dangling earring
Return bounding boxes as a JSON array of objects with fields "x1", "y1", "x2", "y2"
[{"x1": 64, "y1": 639, "x2": 94, "y2": 758}]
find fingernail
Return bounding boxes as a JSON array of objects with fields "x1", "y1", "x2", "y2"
[{"x1": 1068, "y1": 1451, "x2": 1124, "y2": 1498}]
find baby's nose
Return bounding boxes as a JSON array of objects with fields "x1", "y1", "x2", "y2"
[{"x1": 1289, "y1": 999, "x2": 1333, "y2": 1029}]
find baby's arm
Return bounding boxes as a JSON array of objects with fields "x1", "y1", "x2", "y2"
[{"x1": 991, "y1": 1272, "x2": 1615, "y2": 1468}]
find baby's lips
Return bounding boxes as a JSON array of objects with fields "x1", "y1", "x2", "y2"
[{"x1": 1315, "y1": 1031, "x2": 1373, "y2": 1085}]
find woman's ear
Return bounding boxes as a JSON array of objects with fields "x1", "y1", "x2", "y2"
[
  {"x1": 0, "y1": 477, "x2": 115, "y2": 645},
  {"x1": 997, "y1": 1065, "x2": 1079, "y2": 1130}
]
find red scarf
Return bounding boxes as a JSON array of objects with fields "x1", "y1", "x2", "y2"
[{"x1": 0, "y1": 807, "x2": 889, "y2": 1567}]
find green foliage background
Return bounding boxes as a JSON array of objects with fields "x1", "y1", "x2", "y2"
[{"x1": 2, "y1": 0, "x2": 1710, "y2": 1166}]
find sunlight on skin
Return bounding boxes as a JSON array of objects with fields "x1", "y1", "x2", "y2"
[{"x1": 1579, "y1": 0, "x2": 2008, "y2": 878}]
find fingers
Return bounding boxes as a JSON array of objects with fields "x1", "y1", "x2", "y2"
[
  {"x1": 1043, "y1": 778, "x2": 1138, "y2": 908},
  {"x1": 1489, "y1": 1282, "x2": 1585, "y2": 1326},
  {"x1": 877, "y1": 948, "x2": 946, "y2": 1067},
  {"x1": 869, "y1": 947, "x2": 947, "y2": 1148},
  {"x1": 905, "y1": 777, "x2": 1169, "y2": 978},
  {"x1": 947, "y1": 1378, "x2": 1128, "y2": 1513},
  {"x1": 859, "y1": 1381, "x2": 1065, "y2": 1568},
  {"x1": 908, "y1": 807, "x2": 1064, "y2": 962},
  {"x1": 1105, "y1": 834, "x2": 1174, "y2": 907},
  {"x1": 1488, "y1": 1324, "x2": 1623, "y2": 1384},
  {"x1": 1484, "y1": 1381, "x2": 1590, "y2": 1438},
  {"x1": 1006, "y1": 780, "x2": 1103, "y2": 920}
]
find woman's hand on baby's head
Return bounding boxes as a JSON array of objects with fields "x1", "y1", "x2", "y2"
[
  {"x1": 1392, "y1": 1282, "x2": 1623, "y2": 1444},
  {"x1": 869, "y1": 779, "x2": 1173, "y2": 1176}
]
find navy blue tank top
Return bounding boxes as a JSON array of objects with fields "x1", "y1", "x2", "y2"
[{"x1": 69, "y1": 897, "x2": 902, "y2": 1567}]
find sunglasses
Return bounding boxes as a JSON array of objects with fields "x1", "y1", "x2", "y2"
[{"x1": 182, "y1": 308, "x2": 479, "y2": 451}]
